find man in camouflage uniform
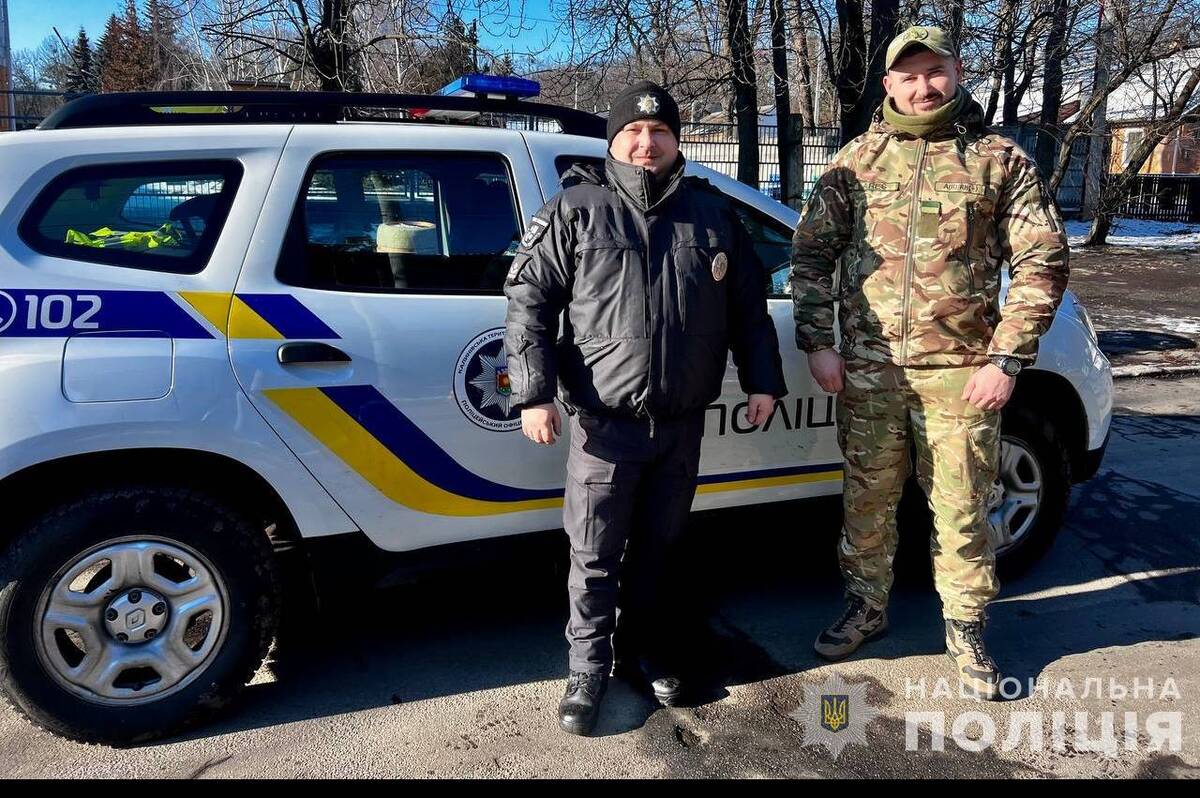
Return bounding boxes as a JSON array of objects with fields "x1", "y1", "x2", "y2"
[{"x1": 790, "y1": 25, "x2": 1069, "y2": 699}]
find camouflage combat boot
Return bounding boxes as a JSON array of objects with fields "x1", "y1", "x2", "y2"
[
  {"x1": 945, "y1": 619, "x2": 1002, "y2": 700},
  {"x1": 813, "y1": 594, "x2": 888, "y2": 661}
]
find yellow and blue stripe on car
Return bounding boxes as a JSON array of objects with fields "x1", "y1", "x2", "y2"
[{"x1": 265, "y1": 383, "x2": 843, "y2": 517}]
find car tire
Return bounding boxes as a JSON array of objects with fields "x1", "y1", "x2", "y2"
[
  {"x1": 896, "y1": 405, "x2": 1072, "y2": 580},
  {"x1": 0, "y1": 486, "x2": 279, "y2": 746},
  {"x1": 990, "y1": 406, "x2": 1072, "y2": 577}
]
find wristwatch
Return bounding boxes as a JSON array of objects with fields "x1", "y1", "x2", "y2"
[{"x1": 990, "y1": 355, "x2": 1023, "y2": 377}]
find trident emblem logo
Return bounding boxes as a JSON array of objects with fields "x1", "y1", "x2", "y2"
[
  {"x1": 821, "y1": 695, "x2": 849, "y2": 732},
  {"x1": 790, "y1": 675, "x2": 879, "y2": 759}
]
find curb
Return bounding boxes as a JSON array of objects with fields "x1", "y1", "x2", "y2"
[{"x1": 1111, "y1": 363, "x2": 1200, "y2": 380}]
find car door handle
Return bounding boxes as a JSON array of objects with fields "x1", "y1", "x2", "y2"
[{"x1": 277, "y1": 342, "x2": 352, "y2": 365}]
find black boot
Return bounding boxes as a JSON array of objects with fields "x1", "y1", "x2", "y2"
[
  {"x1": 558, "y1": 671, "x2": 608, "y2": 736},
  {"x1": 639, "y1": 657, "x2": 685, "y2": 707},
  {"x1": 615, "y1": 655, "x2": 686, "y2": 707}
]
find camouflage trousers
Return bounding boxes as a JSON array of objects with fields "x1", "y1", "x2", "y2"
[{"x1": 837, "y1": 359, "x2": 1001, "y2": 621}]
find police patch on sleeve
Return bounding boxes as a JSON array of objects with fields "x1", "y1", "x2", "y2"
[
  {"x1": 520, "y1": 215, "x2": 550, "y2": 250},
  {"x1": 506, "y1": 254, "x2": 531, "y2": 284}
]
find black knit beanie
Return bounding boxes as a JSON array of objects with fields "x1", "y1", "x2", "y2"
[{"x1": 606, "y1": 81, "x2": 682, "y2": 145}]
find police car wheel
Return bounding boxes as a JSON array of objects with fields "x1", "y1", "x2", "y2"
[
  {"x1": 991, "y1": 409, "x2": 1071, "y2": 576},
  {"x1": 0, "y1": 486, "x2": 279, "y2": 746}
]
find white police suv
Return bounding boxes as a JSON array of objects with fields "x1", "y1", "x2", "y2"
[{"x1": 0, "y1": 87, "x2": 1112, "y2": 745}]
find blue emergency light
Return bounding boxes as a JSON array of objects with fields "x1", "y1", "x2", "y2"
[{"x1": 438, "y1": 73, "x2": 541, "y2": 99}]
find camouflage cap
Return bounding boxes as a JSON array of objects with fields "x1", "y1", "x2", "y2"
[{"x1": 885, "y1": 26, "x2": 958, "y2": 71}]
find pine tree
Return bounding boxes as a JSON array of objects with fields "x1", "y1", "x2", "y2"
[
  {"x1": 96, "y1": 14, "x2": 122, "y2": 92},
  {"x1": 491, "y1": 54, "x2": 514, "y2": 77},
  {"x1": 97, "y1": 1, "x2": 155, "y2": 92},
  {"x1": 65, "y1": 28, "x2": 98, "y2": 94}
]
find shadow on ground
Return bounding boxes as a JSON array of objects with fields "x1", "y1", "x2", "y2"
[
  {"x1": 157, "y1": 416, "x2": 1200, "y2": 746},
  {"x1": 1099, "y1": 330, "x2": 1197, "y2": 358}
]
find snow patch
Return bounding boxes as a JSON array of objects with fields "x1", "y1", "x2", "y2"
[{"x1": 1067, "y1": 218, "x2": 1200, "y2": 249}]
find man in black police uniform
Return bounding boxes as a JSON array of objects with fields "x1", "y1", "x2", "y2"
[{"x1": 504, "y1": 81, "x2": 787, "y2": 736}]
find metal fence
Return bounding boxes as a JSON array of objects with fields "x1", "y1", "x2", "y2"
[
  {"x1": 682, "y1": 121, "x2": 1091, "y2": 212},
  {"x1": 1117, "y1": 174, "x2": 1200, "y2": 222},
  {"x1": 995, "y1": 124, "x2": 1089, "y2": 212},
  {"x1": 0, "y1": 89, "x2": 70, "y2": 130},
  {"x1": 679, "y1": 123, "x2": 841, "y2": 201}
]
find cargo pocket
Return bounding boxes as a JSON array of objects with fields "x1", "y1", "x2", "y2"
[
  {"x1": 965, "y1": 413, "x2": 1001, "y2": 501},
  {"x1": 565, "y1": 449, "x2": 634, "y2": 556}
]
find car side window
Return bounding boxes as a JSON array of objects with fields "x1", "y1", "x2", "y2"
[
  {"x1": 19, "y1": 161, "x2": 242, "y2": 274},
  {"x1": 277, "y1": 151, "x2": 521, "y2": 294},
  {"x1": 554, "y1": 155, "x2": 605, "y2": 187},
  {"x1": 732, "y1": 201, "x2": 794, "y2": 298}
]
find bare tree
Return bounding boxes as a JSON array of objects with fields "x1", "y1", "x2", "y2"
[
  {"x1": 727, "y1": 0, "x2": 760, "y2": 185},
  {"x1": 197, "y1": 0, "x2": 531, "y2": 92},
  {"x1": 1048, "y1": 0, "x2": 1200, "y2": 194},
  {"x1": 1085, "y1": 49, "x2": 1200, "y2": 243},
  {"x1": 1034, "y1": 0, "x2": 1075, "y2": 174},
  {"x1": 10, "y1": 37, "x2": 72, "y2": 125}
]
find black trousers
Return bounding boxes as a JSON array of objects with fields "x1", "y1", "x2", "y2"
[{"x1": 562, "y1": 409, "x2": 705, "y2": 675}]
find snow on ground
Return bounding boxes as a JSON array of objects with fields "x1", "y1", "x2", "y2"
[{"x1": 1066, "y1": 218, "x2": 1200, "y2": 249}]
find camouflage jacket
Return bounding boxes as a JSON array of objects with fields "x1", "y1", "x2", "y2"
[{"x1": 790, "y1": 96, "x2": 1069, "y2": 365}]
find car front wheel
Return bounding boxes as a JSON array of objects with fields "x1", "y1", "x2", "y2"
[{"x1": 0, "y1": 486, "x2": 279, "y2": 745}]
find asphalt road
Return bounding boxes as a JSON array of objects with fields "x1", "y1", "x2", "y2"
[
  {"x1": 1070, "y1": 246, "x2": 1200, "y2": 372},
  {"x1": 2, "y1": 376, "x2": 1198, "y2": 778}
]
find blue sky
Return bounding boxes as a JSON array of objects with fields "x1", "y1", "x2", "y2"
[
  {"x1": 8, "y1": 0, "x2": 564, "y2": 59},
  {"x1": 9, "y1": 0, "x2": 123, "y2": 52}
]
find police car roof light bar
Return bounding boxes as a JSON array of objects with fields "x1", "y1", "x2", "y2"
[
  {"x1": 438, "y1": 74, "x2": 541, "y2": 99},
  {"x1": 37, "y1": 91, "x2": 606, "y2": 138}
]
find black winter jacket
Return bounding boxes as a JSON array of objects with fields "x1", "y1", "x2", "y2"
[{"x1": 503, "y1": 155, "x2": 787, "y2": 421}]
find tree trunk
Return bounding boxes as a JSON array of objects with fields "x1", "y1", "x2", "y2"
[
  {"x1": 770, "y1": 0, "x2": 794, "y2": 204},
  {"x1": 834, "y1": 0, "x2": 867, "y2": 145},
  {"x1": 792, "y1": 7, "x2": 815, "y2": 127},
  {"x1": 946, "y1": 0, "x2": 965, "y2": 46},
  {"x1": 983, "y1": 0, "x2": 1017, "y2": 125},
  {"x1": 1001, "y1": 43, "x2": 1018, "y2": 125},
  {"x1": 727, "y1": 0, "x2": 760, "y2": 186},
  {"x1": 860, "y1": 0, "x2": 900, "y2": 130},
  {"x1": 1036, "y1": 0, "x2": 1069, "y2": 177}
]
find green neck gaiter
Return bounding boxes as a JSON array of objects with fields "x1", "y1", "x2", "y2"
[{"x1": 883, "y1": 89, "x2": 967, "y2": 139}]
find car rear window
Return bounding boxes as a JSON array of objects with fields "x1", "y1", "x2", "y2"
[{"x1": 19, "y1": 160, "x2": 243, "y2": 274}]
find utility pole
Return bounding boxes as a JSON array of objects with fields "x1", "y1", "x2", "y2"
[
  {"x1": 0, "y1": 0, "x2": 13, "y2": 132},
  {"x1": 471, "y1": 19, "x2": 479, "y2": 73}
]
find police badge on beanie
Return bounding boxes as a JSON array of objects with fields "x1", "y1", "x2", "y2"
[{"x1": 606, "y1": 81, "x2": 682, "y2": 145}]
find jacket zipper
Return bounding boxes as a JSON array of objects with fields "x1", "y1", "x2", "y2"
[
  {"x1": 637, "y1": 221, "x2": 657, "y2": 438},
  {"x1": 899, "y1": 138, "x2": 928, "y2": 364},
  {"x1": 964, "y1": 202, "x2": 977, "y2": 294}
]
